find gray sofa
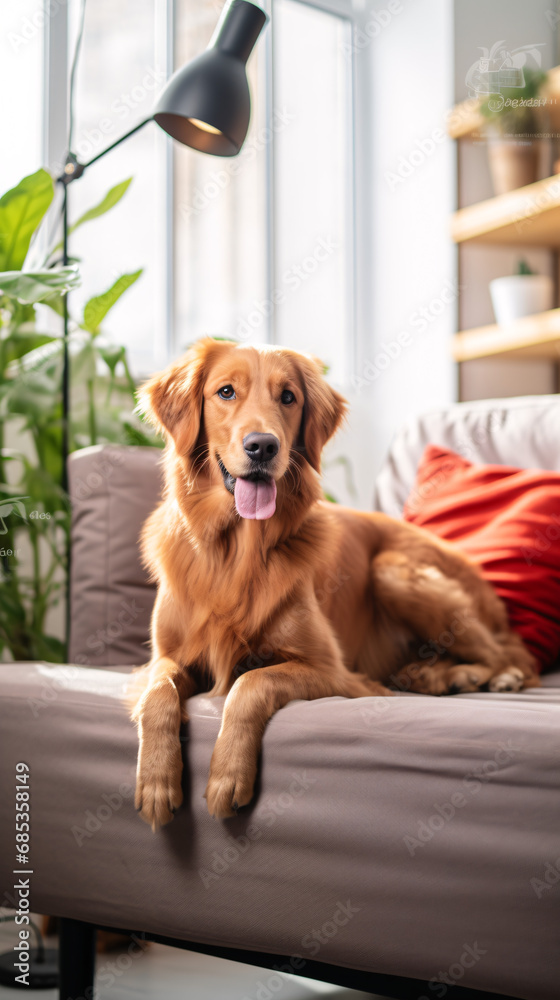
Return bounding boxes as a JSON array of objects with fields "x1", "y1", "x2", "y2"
[{"x1": 1, "y1": 394, "x2": 560, "y2": 1000}]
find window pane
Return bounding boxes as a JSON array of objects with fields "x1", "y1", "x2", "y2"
[
  {"x1": 273, "y1": 0, "x2": 353, "y2": 385},
  {"x1": 0, "y1": 1, "x2": 44, "y2": 197},
  {"x1": 173, "y1": 0, "x2": 269, "y2": 351},
  {"x1": 67, "y1": 0, "x2": 167, "y2": 373}
]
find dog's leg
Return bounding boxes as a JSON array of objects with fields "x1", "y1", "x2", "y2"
[
  {"x1": 130, "y1": 658, "x2": 197, "y2": 830},
  {"x1": 204, "y1": 661, "x2": 389, "y2": 819},
  {"x1": 372, "y1": 551, "x2": 539, "y2": 693},
  {"x1": 393, "y1": 659, "x2": 494, "y2": 695}
]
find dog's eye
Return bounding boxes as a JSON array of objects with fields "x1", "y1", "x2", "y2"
[
  {"x1": 281, "y1": 389, "x2": 295, "y2": 405},
  {"x1": 218, "y1": 385, "x2": 236, "y2": 400}
]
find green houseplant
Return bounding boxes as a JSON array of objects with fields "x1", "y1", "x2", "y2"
[
  {"x1": 0, "y1": 168, "x2": 157, "y2": 662},
  {"x1": 480, "y1": 67, "x2": 548, "y2": 195}
]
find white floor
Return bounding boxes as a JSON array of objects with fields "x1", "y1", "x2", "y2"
[{"x1": 0, "y1": 918, "x2": 391, "y2": 1000}]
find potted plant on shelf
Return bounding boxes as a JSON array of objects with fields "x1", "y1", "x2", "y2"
[
  {"x1": 480, "y1": 67, "x2": 548, "y2": 195},
  {"x1": 489, "y1": 259, "x2": 554, "y2": 326}
]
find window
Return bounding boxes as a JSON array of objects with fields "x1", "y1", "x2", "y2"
[
  {"x1": 173, "y1": 0, "x2": 269, "y2": 352},
  {"x1": 173, "y1": 0, "x2": 354, "y2": 385},
  {"x1": 273, "y1": 0, "x2": 353, "y2": 385},
  {"x1": 42, "y1": 0, "x2": 358, "y2": 384}
]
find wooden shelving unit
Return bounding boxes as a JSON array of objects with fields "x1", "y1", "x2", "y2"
[
  {"x1": 449, "y1": 72, "x2": 560, "y2": 373},
  {"x1": 453, "y1": 308, "x2": 560, "y2": 362}
]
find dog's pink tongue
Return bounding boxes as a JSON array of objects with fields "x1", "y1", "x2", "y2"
[{"x1": 234, "y1": 477, "x2": 277, "y2": 520}]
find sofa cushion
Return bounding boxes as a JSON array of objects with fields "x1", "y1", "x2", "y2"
[
  {"x1": 68, "y1": 445, "x2": 163, "y2": 667},
  {"x1": 1, "y1": 661, "x2": 559, "y2": 1000},
  {"x1": 374, "y1": 395, "x2": 560, "y2": 517},
  {"x1": 403, "y1": 445, "x2": 560, "y2": 671}
]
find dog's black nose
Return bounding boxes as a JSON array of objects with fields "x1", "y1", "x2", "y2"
[{"x1": 243, "y1": 432, "x2": 279, "y2": 463}]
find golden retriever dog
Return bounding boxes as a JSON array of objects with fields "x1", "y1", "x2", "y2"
[{"x1": 130, "y1": 337, "x2": 538, "y2": 829}]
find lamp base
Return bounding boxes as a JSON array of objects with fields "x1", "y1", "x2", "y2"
[{"x1": 0, "y1": 947, "x2": 59, "y2": 989}]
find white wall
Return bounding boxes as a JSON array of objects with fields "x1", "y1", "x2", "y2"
[
  {"x1": 0, "y1": 2, "x2": 44, "y2": 198},
  {"x1": 323, "y1": 0, "x2": 456, "y2": 508}
]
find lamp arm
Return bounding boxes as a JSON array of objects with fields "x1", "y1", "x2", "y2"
[{"x1": 58, "y1": 116, "x2": 153, "y2": 185}]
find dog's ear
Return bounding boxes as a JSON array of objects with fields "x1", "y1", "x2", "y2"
[
  {"x1": 137, "y1": 338, "x2": 221, "y2": 455},
  {"x1": 295, "y1": 355, "x2": 348, "y2": 472}
]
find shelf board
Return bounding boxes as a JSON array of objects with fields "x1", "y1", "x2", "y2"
[
  {"x1": 451, "y1": 173, "x2": 560, "y2": 246},
  {"x1": 453, "y1": 308, "x2": 560, "y2": 361},
  {"x1": 447, "y1": 66, "x2": 560, "y2": 139}
]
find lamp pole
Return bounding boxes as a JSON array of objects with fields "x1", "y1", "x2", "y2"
[{"x1": 57, "y1": 118, "x2": 153, "y2": 493}]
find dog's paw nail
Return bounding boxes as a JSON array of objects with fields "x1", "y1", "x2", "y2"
[{"x1": 232, "y1": 800, "x2": 239, "y2": 812}]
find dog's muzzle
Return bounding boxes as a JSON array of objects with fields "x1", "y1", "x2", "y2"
[{"x1": 217, "y1": 457, "x2": 277, "y2": 520}]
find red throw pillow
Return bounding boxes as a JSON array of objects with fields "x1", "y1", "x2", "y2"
[{"x1": 403, "y1": 445, "x2": 560, "y2": 672}]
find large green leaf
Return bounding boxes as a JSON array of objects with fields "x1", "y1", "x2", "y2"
[
  {"x1": 4, "y1": 331, "x2": 58, "y2": 366},
  {"x1": 0, "y1": 266, "x2": 80, "y2": 304},
  {"x1": 82, "y1": 269, "x2": 142, "y2": 332},
  {"x1": 49, "y1": 178, "x2": 133, "y2": 254},
  {"x1": 0, "y1": 169, "x2": 54, "y2": 271}
]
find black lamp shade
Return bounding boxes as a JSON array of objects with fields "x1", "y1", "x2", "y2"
[{"x1": 154, "y1": 0, "x2": 268, "y2": 156}]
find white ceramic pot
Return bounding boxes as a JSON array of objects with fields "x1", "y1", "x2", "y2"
[{"x1": 489, "y1": 274, "x2": 554, "y2": 326}]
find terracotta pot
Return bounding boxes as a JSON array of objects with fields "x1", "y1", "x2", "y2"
[{"x1": 487, "y1": 138, "x2": 539, "y2": 195}]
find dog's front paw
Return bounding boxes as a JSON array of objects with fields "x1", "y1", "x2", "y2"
[
  {"x1": 204, "y1": 764, "x2": 256, "y2": 819},
  {"x1": 135, "y1": 760, "x2": 183, "y2": 830}
]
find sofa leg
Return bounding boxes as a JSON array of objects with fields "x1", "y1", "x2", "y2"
[{"x1": 59, "y1": 918, "x2": 96, "y2": 1000}]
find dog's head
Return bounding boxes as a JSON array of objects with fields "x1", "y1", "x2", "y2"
[{"x1": 138, "y1": 338, "x2": 347, "y2": 520}]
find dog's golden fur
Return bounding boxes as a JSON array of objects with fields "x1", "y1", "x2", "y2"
[{"x1": 130, "y1": 338, "x2": 538, "y2": 829}]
